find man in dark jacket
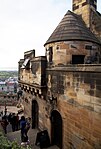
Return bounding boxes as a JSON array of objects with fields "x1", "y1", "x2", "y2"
[{"x1": 20, "y1": 116, "x2": 27, "y2": 142}]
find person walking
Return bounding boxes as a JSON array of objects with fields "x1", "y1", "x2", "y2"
[
  {"x1": 8, "y1": 113, "x2": 12, "y2": 123},
  {"x1": 24, "y1": 117, "x2": 31, "y2": 143},
  {"x1": 15, "y1": 113, "x2": 19, "y2": 130},
  {"x1": 11, "y1": 113, "x2": 16, "y2": 132},
  {"x1": 1, "y1": 115, "x2": 9, "y2": 134},
  {"x1": 20, "y1": 116, "x2": 27, "y2": 143}
]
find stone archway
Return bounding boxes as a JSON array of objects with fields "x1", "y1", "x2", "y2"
[
  {"x1": 50, "y1": 110, "x2": 62, "y2": 149},
  {"x1": 32, "y1": 100, "x2": 39, "y2": 129}
]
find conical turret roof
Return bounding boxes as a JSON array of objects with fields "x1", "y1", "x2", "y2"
[{"x1": 44, "y1": 11, "x2": 101, "y2": 46}]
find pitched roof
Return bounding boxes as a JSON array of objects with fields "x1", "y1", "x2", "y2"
[{"x1": 44, "y1": 10, "x2": 101, "y2": 46}]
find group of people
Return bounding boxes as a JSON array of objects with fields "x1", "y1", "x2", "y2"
[
  {"x1": 0, "y1": 112, "x2": 30, "y2": 144},
  {"x1": 1, "y1": 114, "x2": 9, "y2": 134},
  {"x1": 1, "y1": 112, "x2": 20, "y2": 133},
  {"x1": 8, "y1": 113, "x2": 20, "y2": 131}
]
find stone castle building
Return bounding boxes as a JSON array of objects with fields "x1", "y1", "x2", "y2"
[{"x1": 18, "y1": 0, "x2": 101, "y2": 148}]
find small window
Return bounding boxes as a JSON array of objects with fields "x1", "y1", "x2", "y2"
[
  {"x1": 49, "y1": 47, "x2": 53, "y2": 62},
  {"x1": 85, "y1": 45, "x2": 92, "y2": 50},
  {"x1": 82, "y1": 1, "x2": 87, "y2": 7},
  {"x1": 70, "y1": 44, "x2": 78, "y2": 49},
  {"x1": 72, "y1": 55, "x2": 85, "y2": 64},
  {"x1": 56, "y1": 45, "x2": 60, "y2": 50},
  {"x1": 73, "y1": 5, "x2": 79, "y2": 11}
]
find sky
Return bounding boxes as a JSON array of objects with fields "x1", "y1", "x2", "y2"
[{"x1": 0, "y1": 0, "x2": 101, "y2": 71}]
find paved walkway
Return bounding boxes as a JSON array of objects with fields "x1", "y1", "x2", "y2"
[
  {"x1": 6, "y1": 123, "x2": 58, "y2": 149},
  {"x1": 0, "y1": 106, "x2": 59, "y2": 149},
  {"x1": 6, "y1": 124, "x2": 39, "y2": 149}
]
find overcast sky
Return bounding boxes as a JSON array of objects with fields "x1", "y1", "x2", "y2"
[{"x1": 0, "y1": 0, "x2": 101, "y2": 70}]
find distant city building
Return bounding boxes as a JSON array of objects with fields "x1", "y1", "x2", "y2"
[
  {"x1": 0, "y1": 81, "x2": 7, "y2": 92},
  {"x1": 0, "y1": 77, "x2": 18, "y2": 94}
]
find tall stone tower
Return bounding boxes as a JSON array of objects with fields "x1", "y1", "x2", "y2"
[
  {"x1": 72, "y1": 0, "x2": 101, "y2": 42},
  {"x1": 72, "y1": 0, "x2": 97, "y2": 28}
]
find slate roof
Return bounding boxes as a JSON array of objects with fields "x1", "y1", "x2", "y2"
[{"x1": 44, "y1": 10, "x2": 101, "y2": 46}]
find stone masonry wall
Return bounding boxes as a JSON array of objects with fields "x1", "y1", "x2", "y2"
[
  {"x1": 73, "y1": 0, "x2": 91, "y2": 28},
  {"x1": 47, "y1": 67, "x2": 101, "y2": 149},
  {"x1": 22, "y1": 90, "x2": 51, "y2": 133},
  {"x1": 20, "y1": 65, "x2": 101, "y2": 149},
  {"x1": 72, "y1": 0, "x2": 101, "y2": 42},
  {"x1": 90, "y1": 9, "x2": 101, "y2": 42},
  {"x1": 45, "y1": 41, "x2": 100, "y2": 66}
]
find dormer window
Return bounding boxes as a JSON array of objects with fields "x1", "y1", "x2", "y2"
[
  {"x1": 21, "y1": 58, "x2": 30, "y2": 70},
  {"x1": 23, "y1": 58, "x2": 30, "y2": 66}
]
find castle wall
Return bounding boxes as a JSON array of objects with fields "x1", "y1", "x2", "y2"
[
  {"x1": 46, "y1": 66, "x2": 101, "y2": 149},
  {"x1": 19, "y1": 65, "x2": 101, "y2": 149},
  {"x1": 21, "y1": 89, "x2": 51, "y2": 134}
]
